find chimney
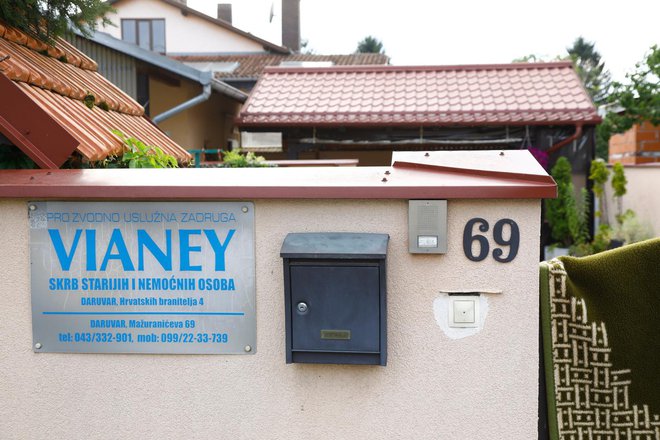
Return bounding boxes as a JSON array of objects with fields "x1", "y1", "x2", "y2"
[
  {"x1": 281, "y1": 0, "x2": 300, "y2": 52},
  {"x1": 217, "y1": 4, "x2": 232, "y2": 24}
]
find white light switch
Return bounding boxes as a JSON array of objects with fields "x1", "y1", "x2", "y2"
[
  {"x1": 449, "y1": 295, "x2": 479, "y2": 328},
  {"x1": 454, "y1": 300, "x2": 475, "y2": 323}
]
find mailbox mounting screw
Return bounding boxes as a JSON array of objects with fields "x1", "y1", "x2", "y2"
[
  {"x1": 241, "y1": 206, "x2": 249, "y2": 213},
  {"x1": 29, "y1": 205, "x2": 37, "y2": 211},
  {"x1": 499, "y1": 151, "x2": 505, "y2": 156},
  {"x1": 424, "y1": 152, "x2": 430, "y2": 157},
  {"x1": 381, "y1": 177, "x2": 388, "y2": 183},
  {"x1": 244, "y1": 345, "x2": 252, "y2": 352},
  {"x1": 34, "y1": 343, "x2": 42, "y2": 349},
  {"x1": 384, "y1": 170, "x2": 391, "y2": 175}
]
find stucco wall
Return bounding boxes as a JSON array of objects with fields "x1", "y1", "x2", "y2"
[
  {"x1": 103, "y1": 0, "x2": 265, "y2": 54},
  {"x1": 0, "y1": 198, "x2": 540, "y2": 439},
  {"x1": 603, "y1": 165, "x2": 660, "y2": 237},
  {"x1": 150, "y1": 77, "x2": 241, "y2": 150}
]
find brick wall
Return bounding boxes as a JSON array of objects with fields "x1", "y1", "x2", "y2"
[{"x1": 609, "y1": 122, "x2": 660, "y2": 164}]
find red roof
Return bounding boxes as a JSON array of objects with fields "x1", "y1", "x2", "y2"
[
  {"x1": 237, "y1": 63, "x2": 601, "y2": 129},
  {"x1": 0, "y1": 22, "x2": 191, "y2": 168},
  {"x1": 172, "y1": 53, "x2": 390, "y2": 80}
]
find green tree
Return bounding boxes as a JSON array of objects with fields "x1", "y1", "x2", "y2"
[
  {"x1": 601, "y1": 45, "x2": 659, "y2": 136},
  {"x1": 356, "y1": 36, "x2": 385, "y2": 55},
  {"x1": 567, "y1": 37, "x2": 611, "y2": 106},
  {"x1": 0, "y1": 0, "x2": 113, "y2": 41}
]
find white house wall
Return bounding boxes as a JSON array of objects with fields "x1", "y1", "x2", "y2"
[{"x1": 102, "y1": 0, "x2": 267, "y2": 54}]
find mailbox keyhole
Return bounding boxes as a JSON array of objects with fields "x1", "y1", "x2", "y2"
[{"x1": 296, "y1": 301, "x2": 309, "y2": 314}]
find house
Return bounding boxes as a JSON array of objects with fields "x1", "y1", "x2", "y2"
[
  {"x1": 100, "y1": 0, "x2": 389, "y2": 154},
  {"x1": 236, "y1": 62, "x2": 600, "y2": 168},
  {"x1": 67, "y1": 29, "x2": 248, "y2": 153},
  {"x1": 103, "y1": 0, "x2": 389, "y2": 89},
  {"x1": 103, "y1": 0, "x2": 290, "y2": 56},
  {"x1": 0, "y1": 21, "x2": 190, "y2": 168}
]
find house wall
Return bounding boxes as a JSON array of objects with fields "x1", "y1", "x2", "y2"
[
  {"x1": 150, "y1": 77, "x2": 241, "y2": 150},
  {"x1": 68, "y1": 35, "x2": 138, "y2": 98},
  {"x1": 103, "y1": 0, "x2": 266, "y2": 54},
  {"x1": 603, "y1": 164, "x2": 660, "y2": 237},
  {"x1": 0, "y1": 195, "x2": 541, "y2": 440}
]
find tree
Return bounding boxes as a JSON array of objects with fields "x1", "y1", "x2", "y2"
[
  {"x1": 567, "y1": 37, "x2": 611, "y2": 106},
  {"x1": 0, "y1": 0, "x2": 113, "y2": 42},
  {"x1": 356, "y1": 36, "x2": 385, "y2": 55},
  {"x1": 601, "y1": 45, "x2": 659, "y2": 136}
]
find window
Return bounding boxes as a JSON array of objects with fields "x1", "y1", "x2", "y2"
[{"x1": 121, "y1": 19, "x2": 166, "y2": 53}]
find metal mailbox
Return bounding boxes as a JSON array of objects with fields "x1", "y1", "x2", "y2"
[{"x1": 280, "y1": 233, "x2": 389, "y2": 365}]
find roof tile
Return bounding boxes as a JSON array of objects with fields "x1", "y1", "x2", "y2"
[
  {"x1": 0, "y1": 22, "x2": 190, "y2": 166},
  {"x1": 238, "y1": 63, "x2": 601, "y2": 128}
]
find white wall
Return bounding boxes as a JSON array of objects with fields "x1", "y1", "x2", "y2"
[
  {"x1": 603, "y1": 165, "x2": 659, "y2": 238},
  {"x1": 0, "y1": 198, "x2": 541, "y2": 439},
  {"x1": 102, "y1": 0, "x2": 266, "y2": 54}
]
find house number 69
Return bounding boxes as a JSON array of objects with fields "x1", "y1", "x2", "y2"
[{"x1": 462, "y1": 218, "x2": 520, "y2": 263}]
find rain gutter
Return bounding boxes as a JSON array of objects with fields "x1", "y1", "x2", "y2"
[
  {"x1": 152, "y1": 83, "x2": 212, "y2": 124},
  {"x1": 548, "y1": 124, "x2": 583, "y2": 155}
]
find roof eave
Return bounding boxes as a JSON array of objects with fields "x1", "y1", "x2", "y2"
[
  {"x1": 74, "y1": 29, "x2": 247, "y2": 102},
  {"x1": 236, "y1": 118, "x2": 602, "y2": 130}
]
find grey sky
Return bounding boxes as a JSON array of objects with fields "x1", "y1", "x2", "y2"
[{"x1": 189, "y1": 0, "x2": 659, "y2": 81}]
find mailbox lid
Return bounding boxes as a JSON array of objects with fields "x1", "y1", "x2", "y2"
[
  {"x1": 290, "y1": 265, "x2": 381, "y2": 352},
  {"x1": 280, "y1": 233, "x2": 389, "y2": 260}
]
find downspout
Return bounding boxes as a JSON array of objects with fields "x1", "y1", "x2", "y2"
[
  {"x1": 547, "y1": 124, "x2": 583, "y2": 154},
  {"x1": 152, "y1": 83, "x2": 212, "y2": 124}
]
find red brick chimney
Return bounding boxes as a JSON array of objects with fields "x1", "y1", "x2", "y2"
[{"x1": 281, "y1": 0, "x2": 300, "y2": 52}]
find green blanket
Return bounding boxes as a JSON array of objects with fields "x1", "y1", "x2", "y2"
[{"x1": 540, "y1": 238, "x2": 660, "y2": 439}]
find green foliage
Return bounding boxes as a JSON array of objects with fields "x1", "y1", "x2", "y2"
[
  {"x1": 0, "y1": 0, "x2": 114, "y2": 42},
  {"x1": 611, "y1": 162, "x2": 627, "y2": 197},
  {"x1": 219, "y1": 149, "x2": 270, "y2": 168},
  {"x1": 570, "y1": 224, "x2": 612, "y2": 257},
  {"x1": 611, "y1": 162, "x2": 627, "y2": 223},
  {"x1": 612, "y1": 210, "x2": 653, "y2": 244},
  {"x1": 595, "y1": 124, "x2": 610, "y2": 160},
  {"x1": 0, "y1": 144, "x2": 36, "y2": 169},
  {"x1": 589, "y1": 159, "x2": 610, "y2": 198},
  {"x1": 83, "y1": 92, "x2": 95, "y2": 109},
  {"x1": 546, "y1": 157, "x2": 587, "y2": 247},
  {"x1": 567, "y1": 37, "x2": 611, "y2": 105},
  {"x1": 600, "y1": 45, "x2": 659, "y2": 140},
  {"x1": 97, "y1": 130, "x2": 178, "y2": 168},
  {"x1": 589, "y1": 158, "x2": 610, "y2": 219},
  {"x1": 572, "y1": 188, "x2": 591, "y2": 246},
  {"x1": 356, "y1": 36, "x2": 385, "y2": 55}
]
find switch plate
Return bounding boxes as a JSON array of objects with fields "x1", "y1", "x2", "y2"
[{"x1": 449, "y1": 295, "x2": 479, "y2": 328}]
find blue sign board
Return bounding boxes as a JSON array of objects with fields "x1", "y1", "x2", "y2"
[{"x1": 29, "y1": 201, "x2": 256, "y2": 354}]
